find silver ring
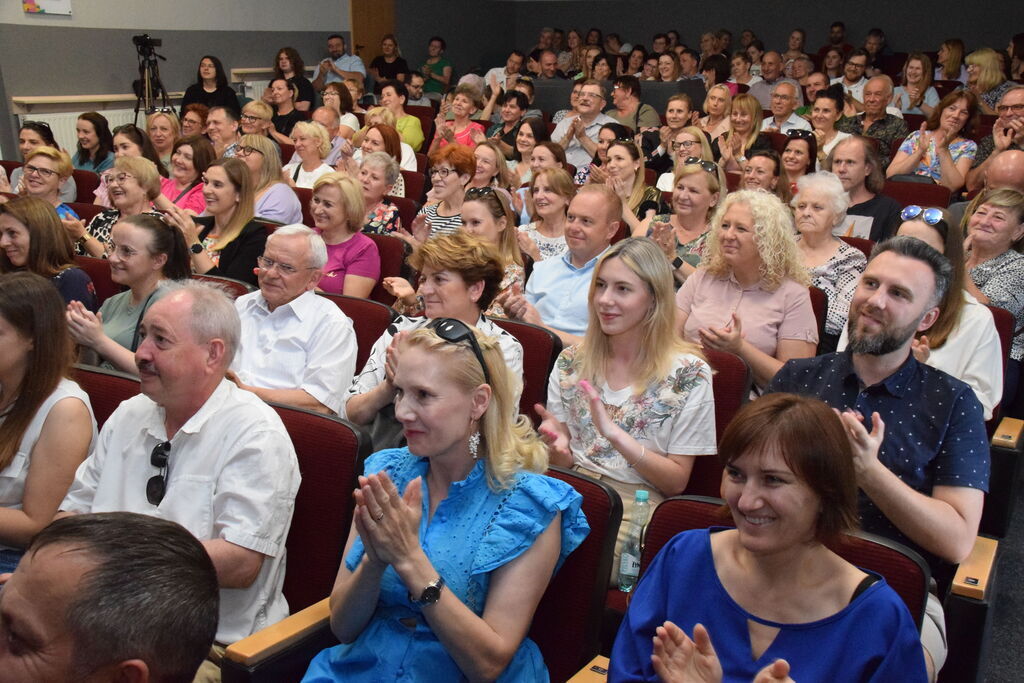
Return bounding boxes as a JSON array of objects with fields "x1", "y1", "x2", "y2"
[{"x1": 373, "y1": 511, "x2": 385, "y2": 522}]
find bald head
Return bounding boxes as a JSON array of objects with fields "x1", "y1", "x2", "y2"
[
  {"x1": 987, "y1": 151, "x2": 1024, "y2": 192},
  {"x1": 311, "y1": 106, "x2": 341, "y2": 137}
]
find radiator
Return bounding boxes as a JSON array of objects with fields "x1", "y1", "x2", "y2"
[{"x1": 18, "y1": 109, "x2": 141, "y2": 154}]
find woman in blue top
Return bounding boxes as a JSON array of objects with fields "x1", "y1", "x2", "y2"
[
  {"x1": 71, "y1": 112, "x2": 115, "y2": 173},
  {"x1": 303, "y1": 320, "x2": 589, "y2": 682},
  {"x1": 610, "y1": 393, "x2": 927, "y2": 683}
]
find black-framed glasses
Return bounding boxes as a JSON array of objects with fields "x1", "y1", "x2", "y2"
[
  {"x1": 429, "y1": 167, "x2": 456, "y2": 178},
  {"x1": 684, "y1": 156, "x2": 718, "y2": 174},
  {"x1": 787, "y1": 129, "x2": 815, "y2": 140},
  {"x1": 672, "y1": 139, "x2": 700, "y2": 151},
  {"x1": 23, "y1": 163, "x2": 58, "y2": 178},
  {"x1": 428, "y1": 318, "x2": 492, "y2": 385},
  {"x1": 146, "y1": 441, "x2": 171, "y2": 506},
  {"x1": 237, "y1": 145, "x2": 264, "y2": 157},
  {"x1": 900, "y1": 205, "x2": 944, "y2": 226}
]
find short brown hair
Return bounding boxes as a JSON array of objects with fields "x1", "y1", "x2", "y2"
[
  {"x1": 408, "y1": 232, "x2": 504, "y2": 312},
  {"x1": 718, "y1": 393, "x2": 859, "y2": 545}
]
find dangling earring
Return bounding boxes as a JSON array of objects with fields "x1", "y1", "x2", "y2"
[{"x1": 468, "y1": 429, "x2": 481, "y2": 460}]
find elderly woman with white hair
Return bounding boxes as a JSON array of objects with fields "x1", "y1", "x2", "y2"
[
  {"x1": 360, "y1": 151, "x2": 403, "y2": 235},
  {"x1": 283, "y1": 121, "x2": 335, "y2": 189},
  {"x1": 792, "y1": 172, "x2": 867, "y2": 353}
]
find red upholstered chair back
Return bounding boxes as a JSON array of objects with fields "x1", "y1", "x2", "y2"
[
  {"x1": 985, "y1": 304, "x2": 1014, "y2": 429},
  {"x1": 0, "y1": 160, "x2": 22, "y2": 179},
  {"x1": 365, "y1": 231, "x2": 409, "y2": 305},
  {"x1": 766, "y1": 131, "x2": 788, "y2": 155},
  {"x1": 414, "y1": 152, "x2": 428, "y2": 174},
  {"x1": 191, "y1": 274, "x2": 255, "y2": 300},
  {"x1": 808, "y1": 285, "x2": 827, "y2": 346},
  {"x1": 639, "y1": 496, "x2": 930, "y2": 629},
  {"x1": 268, "y1": 402, "x2": 371, "y2": 613},
  {"x1": 292, "y1": 187, "x2": 313, "y2": 227},
  {"x1": 533, "y1": 467, "x2": 622, "y2": 683},
  {"x1": 316, "y1": 292, "x2": 395, "y2": 371},
  {"x1": 71, "y1": 169, "x2": 100, "y2": 203},
  {"x1": 725, "y1": 171, "x2": 742, "y2": 192},
  {"x1": 643, "y1": 168, "x2": 657, "y2": 186},
  {"x1": 70, "y1": 364, "x2": 141, "y2": 428},
  {"x1": 840, "y1": 236, "x2": 875, "y2": 259},
  {"x1": 490, "y1": 318, "x2": 563, "y2": 427},
  {"x1": 882, "y1": 180, "x2": 952, "y2": 208},
  {"x1": 278, "y1": 143, "x2": 295, "y2": 162},
  {"x1": 67, "y1": 202, "x2": 105, "y2": 224},
  {"x1": 386, "y1": 194, "x2": 417, "y2": 232},
  {"x1": 74, "y1": 255, "x2": 123, "y2": 306},
  {"x1": 400, "y1": 170, "x2": 426, "y2": 204}
]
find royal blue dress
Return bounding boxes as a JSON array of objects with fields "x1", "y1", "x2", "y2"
[
  {"x1": 609, "y1": 529, "x2": 927, "y2": 682},
  {"x1": 302, "y1": 448, "x2": 590, "y2": 682}
]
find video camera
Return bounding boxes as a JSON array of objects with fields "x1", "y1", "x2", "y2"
[{"x1": 132, "y1": 34, "x2": 162, "y2": 53}]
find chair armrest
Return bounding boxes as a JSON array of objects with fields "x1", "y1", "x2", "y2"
[
  {"x1": 225, "y1": 598, "x2": 331, "y2": 667},
  {"x1": 568, "y1": 655, "x2": 610, "y2": 682},
  {"x1": 951, "y1": 537, "x2": 998, "y2": 601},
  {"x1": 991, "y1": 417, "x2": 1024, "y2": 450}
]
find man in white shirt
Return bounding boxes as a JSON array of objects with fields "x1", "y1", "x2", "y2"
[
  {"x1": 484, "y1": 50, "x2": 525, "y2": 93},
  {"x1": 551, "y1": 79, "x2": 617, "y2": 168},
  {"x1": 311, "y1": 33, "x2": 366, "y2": 90},
  {"x1": 60, "y1": 281, "x2": 300, "y2": 678},
  {"x1": 231, "y1": 225, "x2": 356, "y2": 415},
  {"x1": 831, "y1": 48, "x2": 870, "y2": 106},
  {"x1": 761, "y1": 81, "x2": 812, "y2": 133}
]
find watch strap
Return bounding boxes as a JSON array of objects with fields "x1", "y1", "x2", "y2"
[
  {"x1": 409, "y1": 575, "x2": 445, "y2": 606},
  {"x1": 672, "y1": 256, "x2": 684, "y2": 270}
]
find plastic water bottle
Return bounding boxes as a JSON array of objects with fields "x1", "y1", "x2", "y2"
[{"x1": 618, "y1": 490, "x2": 651, "y2": 592}]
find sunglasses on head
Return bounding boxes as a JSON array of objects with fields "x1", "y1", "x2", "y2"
[
  {"x1": 427, "y1": 318, "x2": 492, "y2": 386},
  {"x1": 684, "y1": 156, "x2": 718, "y2": 174},
  {"x1": 787, "y1": 129, "x2": 815, "y2": 140},
  {"x1": 900, "y1": 205, "x2": 944, "y2": 226}
]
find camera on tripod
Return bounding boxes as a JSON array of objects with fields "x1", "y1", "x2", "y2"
[
  {"x1": 131, "y1": 34, "x2": 170, "y2": 122},
  {"x1": 132, "y1": 34, "x2": 162, "y2": 53}
]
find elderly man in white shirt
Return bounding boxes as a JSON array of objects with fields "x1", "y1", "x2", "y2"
[
  {"x1": 230, "y1": 225, "x2": 356, "y2": 415},
  {"x1": 59, "y1": 281, "x2": 300, "y2": 680},
  {"x1": 551, "y1": 79, "x2": 618, "y2": 168},
  {"x1": 761, "y1": 81, "x2": 812, "y2": 134}
]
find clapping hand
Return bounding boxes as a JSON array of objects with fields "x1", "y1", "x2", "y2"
[
  {"x1": 353, "y1": 472, "x2": 423, "y2": 570},
  {"x1": 698, "y1": 313, "x2": 744, "y2": 354},
  {"x1": 650, "y1": 621, "x2": 723, "y2": 683},
  {"x1": 836, "y1": 408, "x2": 886, "y2": 479},
  {"x1": 534, "y1": 403, "x2": 571, "y2": 462},
  {"x1": 66, "y1": 300, "x2": 104, "y2": 348},
  {"x1": 910, "y1": 334, "x2": 931, "y2": 363}
]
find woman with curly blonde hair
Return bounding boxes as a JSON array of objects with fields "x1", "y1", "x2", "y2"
[
  {"x1": 675, "y1": 189, "x2": 818, "y2": 388},
  {"x1": 537, "y1": 238, "x2": 716, "y2": 585}
]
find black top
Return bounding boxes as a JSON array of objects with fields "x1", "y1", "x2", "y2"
[
  {"x1": 280, "y1": 75, "x2": 316, "y2": 109},
  {"x1": 272, "y1": 109, "x2": 306, "y2": 138},
  {"x1": 194, "y1": 217, "x2": 267, "y2": 286},
  {"x1": 180, "y1": 83, "x2": 240, "y2": 116},
  {"x1": 848, "y1": 194, "x2": 904, "y2": 243},
  {"x1": 709, "y1": 132, "x2": 773, "y2": 162},
  {"x1": 370, "y1": 55, "x2": 411, "y2": 81}
]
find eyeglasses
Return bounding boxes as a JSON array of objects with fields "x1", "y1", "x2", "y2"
[
  {"x1": 771, "y1": 93, "x2": 794, "y2": 101},
  {"x1": 671, "y1": 139, "x2": 700, "y2": 151},
  {"x1": 684, "y1": 157, "x2": 718, "y2": 174},
  {"x1": 237, "y1": 146, "x2": 264, "y2": 157},
  {"x1": 104, "y1": 242, "x2": 141, "y2": 259},
  {"x1": 23, "y1": 163, "x2": 58, "y2": 178},
  {"x1": 429, "y1": 167, "x2": 456, "y2": 178},
  {"x1": 428, "y1": 318, "x2": 492, "y2": 385},
  {"x1": 256, "y1": 255, "x2": 315, "y2": 276},
  {"x1": 147, "y1": 441, "x2": 171, "y2": 505},
  {"x1": 240, "y1": 114, "x2": 265, "y2": 123},
  {"x1": 102, "y1": 172, "x2": 136, "y2": 185},
  {"x1": 787, "y1": 129, "x2": 815, "y2": 140},
  {"x1": 578, "y1": 91, "x2": 604, "y2": 100},
  {"x1": 996, "y1": 104, "x2": 1024, "y2": 115},
  {"x1": 900, "y1": 205, "x2": 945, "y2": 225},
  {"x1": 845, "y1": 60, "x2": 867, "y2": 69}
]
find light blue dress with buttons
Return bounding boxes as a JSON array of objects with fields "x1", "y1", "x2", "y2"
[{"x1": 302, "y1": 448, "x2": 590, "y2": 682}]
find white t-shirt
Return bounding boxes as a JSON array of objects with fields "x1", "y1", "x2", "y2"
[{"x1": 282, "y1": 162, "x2": 334, "y2": 189}]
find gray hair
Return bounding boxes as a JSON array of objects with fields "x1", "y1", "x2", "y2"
[
  {"x1": 163, "y1": 280, "x2": 241, "y2": 366},
  {"x1": 868, "y1": 74, "x2": 894, "y2": 97},
  {"x1": 361, "y1": 150, "x2": 401, "y2": 186},
  {"x1": 792, "y1": 171, "x2": 850, "y2": 226},
  {"x1": 268, "y1": 223, "x2": 328, "y2": 269}
]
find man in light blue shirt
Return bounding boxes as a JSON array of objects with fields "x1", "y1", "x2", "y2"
[
  {"x1": 498, "y1": 185, "x2": 621, "y2": 344},
  {"x1": 312, "y1": 34, "x2": 366, "y2": 90}
]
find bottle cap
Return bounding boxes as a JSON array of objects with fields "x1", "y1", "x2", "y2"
[{"x1": 635, "y1": 490, "x2": 649, "y2": 503}]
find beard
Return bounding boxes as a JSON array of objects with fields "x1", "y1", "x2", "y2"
[{"x1": 846, "y1": 306, "x2": 921, "y2": 356}]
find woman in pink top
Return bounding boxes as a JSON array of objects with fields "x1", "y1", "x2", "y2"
[
  {"x1": 427, "y1": 84, "x2": 486, "y2": 153},
  {"x1": 157, "y1": 135, "x2": 214, "y2": 215},
  {"x1": 675, "y1": 189, "x2": 818, "y2": 388},
  {"x1": 310, "y1": 171, "x2": 380, "y2": 297}
]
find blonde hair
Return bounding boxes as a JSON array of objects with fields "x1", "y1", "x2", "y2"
[
  {"x1": 967, "y1": 48, "x2": 1006, "y2": 94},
  {"x1": 312, "y1": 171, "x2": 366, "y2": 235},
  {"x1": 399, "y1": 326, "x2": 547, "y2": 490},
  {"x1": 146, "y1": 111, "x2": 181, "y2": 142},
  {"x1": 704, "y1": 83, "x2": 733, "y2": 116},
  {"x1": 114, "y1": 156, "x2": 161, "y2": 200},
  {"x1": 291, "y1": 120, "x2": 332, "y2": 159},
  {"x1": 239, "y1": 134, "x2": 283, "y2": 193},
  {"x1": 973, "y1": 188, "x2": 1024, "y2": 249},
  {"x1": 578, "y1": 238, "x2": 703, "y2": 393},
  {"x1": 724, "y1": 93, "x2": 762, "y2": 153},
  {"x1": 25, "y1": 146, "x2": 72, "y2": 180},
  {"x1": 528, "y1": 167, "x2": 576, "y2": 222},
  {"x1": 704, "y1": 189, "x2": 809, "y2": 289},
  {"x1": 354, "y1": 107, "x2": 397, "y2": 147},
  {"x1": 242, "y1": 100, "x2": 273, "y2": 120},
  {"x1": 207, "y1": 158, "x2": 256, "y2": 252},
  {"x1": 673, "y1": 125, "x2": 715, "y2": 163},
  {"x1": 671, "y1": 162, "x2": 725, "y2": 215},
  {"x1": 474, "y1": 141, "x2": 515, "y2": 189},
  {"x1": 463, "y1": 188, "x2": 522, "y2": 267},
  {"x1": 607, "y1": 141, "x2": 647, "y2": 213}
]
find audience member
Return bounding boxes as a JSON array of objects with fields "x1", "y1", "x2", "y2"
[
  {"x1": 573, "y1": 121, "x2": 627, "y2": 185},
  {"x1": 5, "y1": 122, "x2": 76, "y2": 203},
  {"x1": 67, "y1": 213, "x2": 190, "y2": 374},
  {"x1": 145, "y1": 110, "x2": 179, "y2": 170},
  {"x1": 792, "y1": 171, "x2": 866, "y2": 352},
  {"x1": 817, "y1": 21, "x2": 854, "y2": 57},
  {"x1": 762, "y1": 81, "x2": 812, "y2": 133},
  {"x1": 0, "y1": 197, "x2": 96, "y2": 311},
  {"x1": 269, "y1": 47, "x2": 315, "y2": 112},
  {"x1": 369, "y1": 34, "x2": 410, "y2": 83},
  {"x1": 352, "y1": 109, "x2": 418, "y2": 173},
  {"x1": 645, "y1": 94, "x2": 696, "y2": 176},
  {"x1": 379, "y1": 80, "x2": 425, "y2": 151},
  {"x1": 17, "y1": 146, "x2": 79, "y2": 219},
  {"x1": 728, "y1": 49, "x2": 761, "y2": 88},
  {"x1": 287, "y1": 106, "x2": 346, "y2": 167},
  {"x1": 537, "y1": 49, "x2": 566, "y2": 80},
  {"x1": 240, "y1": 100, "x2": 276, "y2": 141},
  {"x1": 552, "y1": 80, "x2": 618, "y2": 168},
  {"x1": 783, "y1": 27, "x2": 809, "y2": 62},
  {"x1": 605, "y1": 75, "x2": 660, "y2": 130},
  {"x1": 611, "y1": 393, "x2": 927, "y2": 682},
  {"x1": 359, "y1": 151, "x2": 402, "y2": 235},
  {"x1": 810, "y1": 84, "x2": 852, "y2": 163},
  {"x1": 769, "y1": 236, "x2": 991, "y2": 678},
  {"x1": 231, "y1": 225, "x2": 356, "y2": 415},
  {"x1": 967, "y1": 48, "x2": 1013, "y2": 115},
  {"x1": 745, "y1": 39, "x2": 765, "y2": 77},
  {"x1": 282, "y1": 121, "x2": 335, "y2": 189},
  {"x1": 888, "y1": 90, "x2": 978, "y2": 192},
  {"x1": 309, "y1": 172, "x2": 379, "y2": 296},
  {"x1": 782, "y1": 130, "x2": 817, "y2": 191},
  {"x1": 405, "y1": 72, "x2": 431, "y2": 107},
  {"x1": 94, "y1": 124, "x2": 168, "y2": 210},
  {"x1": 833, "y1": 48, "x2": 870, "y2": 105},
  {"x1": 0, "y1": 512, "x2": 219, "y2": 683},
  {"x1": 71, "y1": 112, "x2": 114, "y2": 173},
  {"x1": 506, "y1": 117, "x2": 544, "y2": 186},
  {"x1": 407, "y1": 144, "x2": 474, "y2": 244},
  {"x1": 518, "y1": 167, "x2": 573, "y2": 262},
  {"x1": 699, "y1": 54, "x2": 732, "y2": 94},
  {"x1": 714, "y1": 93, "x2": 773, "y2": 172},
  {"x1": 748, "y1": 51, "x2": 803, "y2": 109},
  {"x1": 966, "y1": 85, "x2": 1024, "y2": 192},
  {"x1": 428, "y1": 85, "x2": 485, "y2": 153},
  {"x1": 0, "y1": 272, "x2": 95, "y2": 573},
  {"x1": 604, "y1": 140, "x2": 659, "y2": 236},
  {"x1": 677, "y1": 49, "x2": 701, "y2": 81},
  {"x1": 321, "y1": 81, "x2": 361, "y2": 138},
  {"x1": 418, "y1": 36, "x2": 453, "y2": 99},
  {"x1": 590, "y1": 52, "x2": 616, "y2": 82},
  {"x1": 179, "y1": 55, "x2": 239, "y2": 116},
  {"x1": 698, "y1": 84, "x2": 732, "y2": 144},
  {"x1": 822, "y1": 47, "x2": 846, "y2": 80},
  {"x1": 268, "y1": 79, "x2": 305, "y2": 145},
  {"x1": 304, "y1": 322, "x2": 585, "y2": 682},
  {"x1": 60, "y1": 281, "x2": 301, "y2": 678},
  {"x1": 654, "y1": 126, "x2": 714, "y2": 191},
  {"x1": 455, "y1": 187, "x2": 524, "y2": 317},
  {"x1": 935, "y1": 38, "x2": 969, "y2": 85},
  {"x1": 158, "y1": 135, "x2": 214, "y2": 215},
  {"x1": 469, "y1": 140, "x2": 515, "y2": 191},
  {"x1": 823, "y1": 135, "x2": 903, "y2": 240},
  {"x1": 675, "y1": 190, "x2": 817, "y2": 389},
  {"x1": 207, "y1": 105, "x2": 243, "y2": 158},
  {"x1": 836, "y1": 76, "x2": 909, "y2": 168},
  {"x1": 312, "y1": 33, "x2": 367, "y2": 90},
  {"x1": 538, "y1": 237, "x2": 716, "y2": 584},
  {"x1": 235, "y1": 134, "x2": 302, "y2": 226},
  {"x1": 485, "y1": 50, "x2": 527, "y2": 95},
  {"x1": 893, "y1": 53, "x2": 940, "y2": 117}
]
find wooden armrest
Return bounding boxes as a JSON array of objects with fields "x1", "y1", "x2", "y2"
[
  {"x1": 991, "y1": 417, "x2": 1024, "y2": 449},
  {"x1": 568, "y1": 655, "x2": 610, "y2": 682},
  {"x1": 225, "y1": 598, "x2": 330, "y2": 667},
  {"x1": 951, "y1": 537, "x2": 998, "y2": 600}
]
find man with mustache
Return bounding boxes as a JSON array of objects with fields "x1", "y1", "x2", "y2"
[
  {"x1": 59, "y1": 281, "x2": 300, "y2": 682},
  {"x1": 768, "y1": 236, "x2": 989, "y2": 681}
]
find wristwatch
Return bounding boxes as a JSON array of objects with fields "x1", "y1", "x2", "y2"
[
  {"x1": 672, "y1": 256, "x2": 684, "y2": 270},
  {"x1": 190, "y1": 242, "x2": 204, "y2": 255},
  {"x1": 737, "y1": 155, "x2": 748, "y2": 163},
  {"x1": 409, "y1": 575, "x2": 445, "y2": 607}
]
